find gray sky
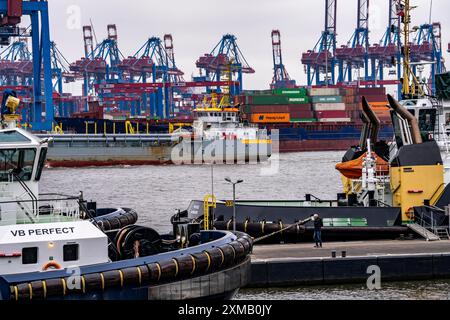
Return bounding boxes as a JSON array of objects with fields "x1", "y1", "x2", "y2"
[{"x1": 43, "y1": 0, "x2": 450, "y2": 91}]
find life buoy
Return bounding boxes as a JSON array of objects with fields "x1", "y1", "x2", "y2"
[{"x1": 42, "y1": 261, "x2": 62, "y2": 271}]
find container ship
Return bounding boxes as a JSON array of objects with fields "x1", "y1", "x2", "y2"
[
  {"x1": 236, "y1": 86, "x2": 394, "y2": 152},
  {"x1": 52, "y1": 86, "x2": 394, "y2": 155}
]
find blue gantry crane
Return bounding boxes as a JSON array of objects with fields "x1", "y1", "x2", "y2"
[
  {"x1": 301, "y1": 0, "x2": 337, "y2": 86},
  {"x1": 0, "y1": 0, "x2": 53, "y2": 130},
  {"x1": 368, "y1": 0, "x2": 402, "y2": 94},
  {"x1": 70, "y1": 24, "x2": 124, "y2": 112},
  {"x1": 196, "y1": 34, "x2": 254, "y2": 93},
  {"x1": 50, "y1": 41, "x2": 78, "y2": 117},
  {"x1": 270, "y1": 30, "x2": 296, "y2": 89},
  {"x1": 410, "y1": 22, "x2": 444, "y2": 94},
  {"x1": 120, "y1": 36, "x2": 183, "y2": 118},
  {"x1": 336, "y1": 0, "x2": 370, "y2": 83},
  {"x1": 0, "y1": 38, "x2": 32, "y2": 86}
]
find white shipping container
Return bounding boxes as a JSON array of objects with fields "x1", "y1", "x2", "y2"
[
  {"x1": 308, "y1": 88, "x2": 340, "y2": 96},
  {"x1": 313, "y1": 103, "x2": 346, "y2": 111},
  {"x1": 318, "y1": 118, "x2": 351, "y2": 123}
]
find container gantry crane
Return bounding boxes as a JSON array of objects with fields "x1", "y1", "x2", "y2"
[
  {"x1": 50, "y1": 42, "x2": 79, "y2": 117},
  {"x1": 164, "y1": 34, "x2": 184, "y2": 83},
  {"x1": 123, "y1": 36, "x2": 181, "y2": 118},
  {"x1": 0, "y1": 0, "x2": 53, "y2": 130},
  {"x1": 336, "y1": 0, "x2": 370, "y2": 83},
  {"x1": 270, "y1": 30, "x2": 296, "y2": 89},
  {"x1": 70, "y1": 24, "x2": 124, "y2": 112},
  {"x1": 368, "y1": 0, "x2": 402, "y2": 95},
  {"x1": 410, "y1": 22, "x2": 444, "y2": 95},
  {"x1": 0, "y1": 39, "x2": 32, "y2": 86},
  {"x1": 301, "y1": 0, "x2": 337, "y2": 86},
  {"x1": 196, "y1": 34, "x2": 254, "y2": 94}
]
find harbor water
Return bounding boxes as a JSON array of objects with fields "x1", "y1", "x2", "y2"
[
  {"x1": 40, "y1": 151, "x2": 450, "y2": 300},
  {"x1": 41, "y1": 152, "x2": 343, "y2": 233}
]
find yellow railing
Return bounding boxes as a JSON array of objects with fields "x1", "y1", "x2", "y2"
[{"x1": 203, "y1": 194, "x2": 217, "y2": 231}]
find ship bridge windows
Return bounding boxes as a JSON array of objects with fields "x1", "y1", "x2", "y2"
[
  {"x1": 35, "y1": 148, "x2": 47, "y2": 181},
  {"x1": 0, "y1": 148, "x2": 36, "y2": 182},
  {"x1": 418, "y1": 109, "x2": 436, "y2": 134},
  {"x1": 0, "y1": 131, "x2": 32, "y2": 144}
]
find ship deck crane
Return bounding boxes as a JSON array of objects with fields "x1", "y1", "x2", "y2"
[
  {"x1": 270, "y1": 30, "x2": 296, "y2": 89},
  {"x1": 301, "y1": 0, "x2": 337, "y2": 86}
]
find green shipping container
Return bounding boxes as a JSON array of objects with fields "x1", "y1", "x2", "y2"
[
  {"x1": 287, "y1": 97, "x2": 310, "y2": 104},
  {"x1": 272, "y1": 88, "x2": 308, "y2": 96},
  {"x1": 311, "y1": 96, "x2": 343, "y2": 103},
  {"x1": 290, "y1": 118, "x2": 317, "y2": 123},
  {"x1": 249, "y1": 95, "x2": 289, "y2": 105}
]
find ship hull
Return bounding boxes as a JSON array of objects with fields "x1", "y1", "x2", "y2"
[
  {"x1": 184, "y1": 200, "x2": 407, "y2": 243},
  {"x1": 0, "y1": 231, "x2": 253, "y2": 300},
  {"x1": 42, "y1": 135, "x2": 271, "y2": 167}
]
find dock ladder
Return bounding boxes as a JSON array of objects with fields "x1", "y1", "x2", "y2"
[{"x1": 407, "y1": 223, "x2": 441, "y2": 241}]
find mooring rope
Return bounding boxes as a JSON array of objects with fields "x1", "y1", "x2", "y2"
[{"x1": 253, "y1": 217, "x2": 312, "y2": 243}]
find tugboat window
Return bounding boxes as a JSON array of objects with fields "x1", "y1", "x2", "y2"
[
  {"x1": 63, "y1": 244, "x2": 79, "y2": 262},
  {"x1": 0, "y1": 148, "x2": 36, "y2": 182},
  {"x1": 35, "y1": 148, "x2": 48, "y2": 181},
  {"x1": 22, "y1": 247, "x2": 38, "y2": 264}
]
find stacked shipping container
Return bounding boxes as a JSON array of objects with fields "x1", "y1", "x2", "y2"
[
  {"x1": 309, "y1": 87, "x2": 350, "y2": 123},
  {"x1": 237, "y1": 88, "x2": 315, "y2": 123},
  {"x1": 238, "y1": 86, "x2": 390, "y2": 125}
]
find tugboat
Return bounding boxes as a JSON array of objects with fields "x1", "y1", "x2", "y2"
[
  {"x1": 177, "y1": 95, "x2": 450, "y2": 243},
  {"x1": 0, "y1": 91, "x2": 253, "y2": 300},
  {"x1": 171, "y1": 100, "x2": 272, "y2": 164}
]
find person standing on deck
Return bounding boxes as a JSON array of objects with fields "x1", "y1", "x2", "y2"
[{"x1": 312, "y1": 214, "x2": 323, "y2": 248}]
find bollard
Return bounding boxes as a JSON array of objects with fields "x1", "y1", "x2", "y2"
[
  {"x1": 331, "y1": 250, "x2": 336, "y2": 258},
  {"x1": 341, "y1": 251, "x2": 346, "y2": 258}
]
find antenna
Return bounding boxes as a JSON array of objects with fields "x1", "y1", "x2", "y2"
[{"x1": 428, "y1": 0, "x2": 433, "y2": 24}]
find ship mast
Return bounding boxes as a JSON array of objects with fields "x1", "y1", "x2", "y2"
[{"x1": 397, "y1": 0, "x2": 424, "y2": 98}]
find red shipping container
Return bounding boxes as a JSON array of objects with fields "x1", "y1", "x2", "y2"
[
  {"x1": 358, "y1": 95, "x2": 388, "y2": 103},
  {"x1": 248, "y1": 105, "x2": 290, "y2": 113},
  {"x1": 289, "y1": 111, "x2": 315, "y2": 119},
  {"x1": 340, "y1": 88, "x2": 356, "y2": 96},
  {"x1": 357, "y1": 87, "x2": 386, "y2": 96},
  {"x1": 345, "y1": 103, "x2": 361, "y2": 111},
  {"x1": 315, "y1": 110, "x2": 347, "y2": 118},
  {"x1": 286, "y1": 104, "x2": 313, "y2": 112}
]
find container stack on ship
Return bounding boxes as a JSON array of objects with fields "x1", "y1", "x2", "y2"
[{"x1": 236, "y1": 86, "x2": 393, "y2": 152}]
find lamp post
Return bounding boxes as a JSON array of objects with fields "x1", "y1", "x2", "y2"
[{"x1": 225, "y1": 177, "x2": 244, "y2": 232}]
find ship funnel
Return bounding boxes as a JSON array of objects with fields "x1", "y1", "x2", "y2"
[
  {"x1": 358, "y1": 109, "x2": 370, "y2": 150},
  {"x1": 361, "y1": 97, "x2": 380, "y2": 145},
  {"x1": 387, "y1": 94, "x2": 423, "y2": 144}
]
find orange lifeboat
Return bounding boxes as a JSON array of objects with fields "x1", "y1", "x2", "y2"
[{"x1": 335, "y1": 152, "x2": 389, "y2": 179}]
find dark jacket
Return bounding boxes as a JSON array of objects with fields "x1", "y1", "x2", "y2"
[{"x1": 314, "y1": 217, "x2": 323, "y2": 231}]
